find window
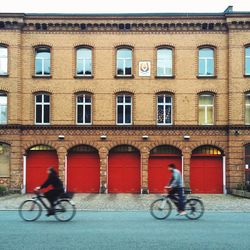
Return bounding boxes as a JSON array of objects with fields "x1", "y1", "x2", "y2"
[
  {"x1": 157, "y1": 48, "x2": 173, "y2": 76},
  {"x1": 116, "y1": 48, "x2": 132, "y2": 76},
  {"x1": 35, "y1": 94, "x2": 50, "y2": 124},
  {"x1": 0, "y1": 143, "x2": 10, "y2": 177},
  {"x1": 76, "y1": 48, "x2": 92, "y2": 76},
  {"x1": 157, "y1": 94, "x2": 172, "y2": 125},
  {"x1": 116, "y1": 95, "x2": 132, "y2": 125},
  {"x1": 76, "y1": 94, "x2": 92, "y2": 124},
  {"x1": 35, "y1": 47, "x2": 51, "y2": 76},
  {"x1": 199, "y1": 94, "x2": 214, "y2": 125},
  {"x1": 245, "y1": 94, "x2": 250, "y2": 124},
  {"x1": 0, "y1": 46, "x2": 7, "y2": 75},
  {"x1": 245, "y1": 144, "x2": 250, "y2": 168},
  {"x1": 198, "y1": 48, "x2": 215, "y2": 76},
  {"x1": 0, "y1": 93, "x2": 7, "y2": 124},
  {"x1": 245, "y1": 47, "x2": 250, "y2": 76}
]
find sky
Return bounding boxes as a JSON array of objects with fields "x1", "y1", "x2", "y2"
[{"x1": 0, "y1": 0, "x2": 249, "y2": 13}]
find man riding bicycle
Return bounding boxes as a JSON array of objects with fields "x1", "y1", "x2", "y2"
[{"x1": 165, "y1": 163, "x2": 186, "y2": 216}]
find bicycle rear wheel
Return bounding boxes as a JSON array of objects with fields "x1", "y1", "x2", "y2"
[
  {"x1": 150, "y1": 198, "x2": 172, "y2": 220},
  {"x1": 185, "y1": 198, "x2": 204, "y2": 220},
  {"x1": 54, "y1": 199, "x2": 76, "y2": 222},
  {"x1": 18, "y1": 200, "x2": 42, "y2": 221}
]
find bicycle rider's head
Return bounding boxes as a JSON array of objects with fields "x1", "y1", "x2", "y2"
[
  {"x1": 168, "y1": 163, "x2": 176, "y2": 172},
  {"x1": 48, "y1": 166, "x2": 58, "y2": 176}
]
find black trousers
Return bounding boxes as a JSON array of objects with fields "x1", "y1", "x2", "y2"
[
  {"x1": 168, "y1": 187, "x2": 185, "y2": 211},
  {"x1": 44, "y1": 189, "x2": 64, "y2": 208}
]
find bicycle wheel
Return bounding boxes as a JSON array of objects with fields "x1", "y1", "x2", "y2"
[
  {"x1": 185, "y1": 198, "x2": 204, "y2": 220},
  {"x1": 150, "y1": 198, "x2": 172, "y2": 220},
  {"x1": 54, "y1": 199, "x2": 76, "y2": 222},
  {"x1": 18, "y1": 199, "x2": 42, "y2": 222}
]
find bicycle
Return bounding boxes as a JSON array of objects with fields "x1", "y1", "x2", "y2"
[
  {"x1": 18, "y1": 190, "x2": 76, "y2": 222},
  {"x1": 150, "y1": 188, "x2": 204, "y2": 220}
]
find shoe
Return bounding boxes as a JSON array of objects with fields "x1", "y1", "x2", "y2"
[
  {"x1": 46, "y1": 209, "x2": 55, "y2": 217},
  {"x1": 179, "y1": 211, "x2": 187, "y2": 216}
]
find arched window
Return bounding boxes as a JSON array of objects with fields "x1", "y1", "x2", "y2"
[
  {"x1": 157, "y1": 94, "x2": 173, "y2": 125},
  {"x1": 0, "y1": 46, "x2": 8, "y2": 75},
  {"x1": 0, "y1": 93, "x2": 7, "y2": 124},
  {"x1": 35, "y1": 93, "x2": 50, "y2": 124},
  {"x1": 0, "y1": 143, "x2": 10, "y2": 177},
  {"x1": 199, "y1": 94, "x2": 214, "y2": 125},
  {"x1": 76, "y1": 48, "x2": 92, "y2": 76},
  {"x1": 116, "y1": 94, "x2": 132, "y2": 125},
  {"x1": 35, "y1": 47, "x2": 51, "y2": 76},
  {"x1": 116, "y1": 48, "x2": 132, "y2": 76},
  {"x1": 246, "y1": 145, "x2": 250, "y2": 168},
  {"x1": 246, "y1": 93, "x2": 250, "y2": 124},
  {"x1": 76, "y1": 94, "x2": 92, "y2": 125},
  {"x1": 245, "y1": 46, "x2": 250, "y2": 76},
  {"x1": 198, "y1": 47, "x2": 215, "y2": 76},
  {"x1": 157, "y1": 48, "x2": 173, "y2": 76}
]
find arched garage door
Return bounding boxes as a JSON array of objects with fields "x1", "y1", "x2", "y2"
[
  {"x1": 67, "y1": 145, "x2": 100, "y2": 193},
  {"x1": 108, "y1": 145, "x2": 140, "y2": 193},
  {"x1": 148, "y1": 145, "x2": 182, "y2": 193},
  {"x1": 26, "y1": 145, "x2": 58, "y2": 193},
  {"x1": 190, "y1": 146, "x2": 223, "y2": 194}
]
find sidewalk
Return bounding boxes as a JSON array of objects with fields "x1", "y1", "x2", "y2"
[{"x1": 1, "y1": 193, "x2": 250, "y2": 211}]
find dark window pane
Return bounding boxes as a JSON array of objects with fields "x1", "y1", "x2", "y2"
[
  {"x1": 125, "y1": 96, "x2": 131, "y2": 103},
  {"x1": 36, "y1": 95, "x2": 42, "y2": 102},
  {"x1": 77, "y1": 105, "x2": 83, "y2": 123},
  {"x1": 117, "y1": 96, "x2": 123, "y2": 103},
  {"x1": 44, "y1": 95, "x2": 50, "y2": 103},
  {"x1": 158, "y1": 96, "x2": 164, "y2": 103},
  {"x1": 165, "y1": 106, "x2": 172, "y2": 124},
  {"x1": 157, "y1": 105, "x2": 164, "y2": 124},
  {"x1": 85, "y1": 95, "x2": 91, "y2": 103},
  {"x1": 165, "y1": 96, "x2": 172, "y2": 104},
  {"x1": 117, "y1": 105, "x2": 123, "y2": 123},
  {"x1": 36, "y1": 105, "x2": 42, "y2": 123},
  {"x1": 85, "y1": 105, "x2": 91, "y2": 123},
  {"x1": 125, "y1": 66, "x2": 131, "y2": 75},
  {"x1": 77, "y1": 95, "x2": 83, "y2": 103},
  {"x1": 44, "y1": 105, "x2": 50, "y2": 123},
  {"x1": 125, "y1": 106, "x2": 131, "y2": 124}
]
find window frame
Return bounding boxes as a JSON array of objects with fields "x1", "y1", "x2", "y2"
[
  {"x1": 75, "y1": 46, "x2": 93, "y2": 77},
  {"x1": 156, "y1": 94, "x2": 173, "y2": 125},
  {"x1": 245, "y1": 46, "x2": 250, "y2": 76},
  {"x1": 198, "y1": 94, "x2": 215, "y2": 125},
  {"x1": 0, "y1": 92, "x2": 7, "y2": 124},
  {"x1": 116, "y1": 47, "x2": 133, "y2": 77},
  {"x1": 34, "y1": 46, "x2": 51, "y2": 77},
  {"x1": 116, "y1": 94, "x2": 132, "y2": 125},
  {"x1": 156, "y1": 47, "x2": 174, "y2": 78},
  {"x1": 34, "y1": 93, "x2": 51, "y2": 125},
  {"x1": 0, "y1": 45, "x2": 8, "y2": 76},
  {"x1": 198, "y1": 46, "x2": 216, "y2": 78},
  {"x1": 245, "y1": 93, "x2": 250, "y2": 125},
  {"x1": 76, "y1": 93, "x2": 92, "y2": 125}
]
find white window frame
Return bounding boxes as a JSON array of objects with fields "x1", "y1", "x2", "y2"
[
  {"x1": 35, "y1": 48, "x2": 51, "y2": 76},
  {"x1": 199, "y1": 94, "x2": 214, "y2": 125},
  {"x1": 0, "y1": 46, "x2": 8, "y2": 75},
  {"x1": 76, "y1": 48, "x2": 92, "y2": 76},
  {"x1": 198, "y1": 48, "x2": 215, "y2": 76},
  {"x1": 116, "y1": 48, "x2": 132, "y2": 76},
  {"x1": 157, "y1": 94, "x2": 173, "y2": 125},
  {"x1": 157, "y1": 48, "x2": 173, "y2": 77},
  {"x1": 76, "y1": 94, "x2": 92, "y2": 125},
  {"x1": 245, "y1": 47, "x2": 250, "y2": 75},
  {"x1": 35, "y1": 94, "x2": 50, "y2": 125},
  {"x1": 116, "y1": 95, "x2": 132, "y2": 125},
  {"x1": 245, "y1": 93, "x2": 250, "y2": 125},
  {"x1": 0, "y1": 93, "x2": 7, "y2": 124}
]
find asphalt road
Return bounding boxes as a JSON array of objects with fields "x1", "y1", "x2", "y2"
[{"x1": 0, "y1": 211, "x2": 250, "y2": 250}]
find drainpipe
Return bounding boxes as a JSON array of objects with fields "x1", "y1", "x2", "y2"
[
  {"x1": 181, "y1": 155, "x2": 184, "y2": 186},
  {"x1": 22, "y1": 155, "x2": 26, "y2": 194},
  {"x1": 223, "y1": 156, "x2": 227, "y2": 194},
  {"x1": 64, "y1": 154, "x2": 67, "y2": 192}
]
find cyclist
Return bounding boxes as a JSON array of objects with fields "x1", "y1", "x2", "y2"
[
  {"x1": 165, "y1": 163, "x2": 187, "y2": 216},
  {"x1": 35, "y1": 167, "x2": 64, "y2": 216}
]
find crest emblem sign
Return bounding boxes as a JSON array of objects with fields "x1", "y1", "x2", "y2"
[{"x1": 139, "y1": 61, "x2": 151, "y2": 76}]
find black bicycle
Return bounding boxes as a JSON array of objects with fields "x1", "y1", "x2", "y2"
[
  {"x1": 150, "y1": 188, "x2": 204, "y2": 220},
  {"x1": 19, "y1": 190, "x2": 76, "y2": 222}
]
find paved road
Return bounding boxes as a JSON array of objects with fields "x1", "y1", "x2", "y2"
[{"x1": 0, "y1": 211, "x2": 250, "y2": 250}]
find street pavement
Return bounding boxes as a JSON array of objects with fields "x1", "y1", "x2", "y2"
[{"x1": 0, "y1": 211, "x2": 250, "y2": 250}]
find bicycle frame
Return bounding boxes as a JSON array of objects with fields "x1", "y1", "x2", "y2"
[{"x1": 32, "y1": 194, "x2": 51, "y2": 211}]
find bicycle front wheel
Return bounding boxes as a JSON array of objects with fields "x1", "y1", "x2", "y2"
[
  {"x1": 18, "y1": 199, "x2": 42, "y2": 222},
  {"x1": 150, "y1": 198, "x2": 172, "y2": 220},
  {"x1": 54, "y1": 199, "x2": 76, "y2": 222},
  {"x1": 185, "y1": 198, "x2": 204, "y2": 220}
]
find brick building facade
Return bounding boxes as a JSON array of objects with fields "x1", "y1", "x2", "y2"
[{"x1": 0, "y1": 7, "x2": 250, "y2": 194}]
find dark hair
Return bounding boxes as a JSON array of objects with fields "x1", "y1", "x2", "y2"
[
  {"x1": 168, "y1": 163, "x2": 176, "y2": 169},
  {"x1": 49, "y1": 167, "x2": 58, "y2": 176}
]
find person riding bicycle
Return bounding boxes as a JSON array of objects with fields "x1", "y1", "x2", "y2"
[
  {"x1": 35, "y1": 167, "x2": 64, "y2": 216},
  {"x1": 165, "y1": 163, "x2": 186, "y2": 216}
]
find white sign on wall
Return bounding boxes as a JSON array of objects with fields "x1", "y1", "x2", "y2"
[{"x1": 139, "y1": 61, "x2": 151, "y2": 77}]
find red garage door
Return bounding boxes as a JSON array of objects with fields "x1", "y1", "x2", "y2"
[
  {"x1": 190, "y1": 146, "x2": 223, "y2": 194},
  {"x1": 108, "y1": 145, "x2": 140, "y2": 193},
  {"x1": 26, "y1": 145, "x2": 58, "y2": 193},
  {"x1": 67, "y1": 145, "x2": 100, "y2": 193},
  {"x1": 148, "y1": 146, "x2": 182, "y2": 193}
]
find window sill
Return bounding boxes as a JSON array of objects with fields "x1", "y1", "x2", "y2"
[
  {"x1": 115, "y1": 75, "x2": 134, "y2": 79},
  {"x1": 74, "y1": 75, "x2": 94, "y2": 79},
  {"x1": 244, "y1": 75, "x2": 250, "y2": 78},
  {"x1": 32, "y1": 75, "x2": 52, "y2": 79},
  {"x1": 35, "y1": 123, "x2": 51, "y2": 125},
  {"x1": 0, "y1": 74, "x2": 9, "y2": 77},
  {"x1": 155, "y1": 75, "x2": 175, "y2": 79},
  {"x1": 197, "y1": 75, "x2": 217, "y2": 79},
  {"x1": 0, "y1": 175, "x2": 10, "y2": 178}
]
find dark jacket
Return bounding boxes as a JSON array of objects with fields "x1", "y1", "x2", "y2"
[{"x1": 41, "y1": 172, "x2": 64, "y2": 191}]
